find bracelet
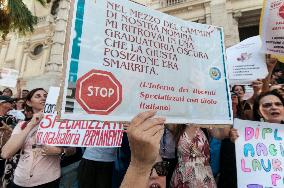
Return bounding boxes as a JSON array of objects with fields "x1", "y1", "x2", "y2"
[{"x1": 60, "y1": 148, "x2": 66, "y2": 160}]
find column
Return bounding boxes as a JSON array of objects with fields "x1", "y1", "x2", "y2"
[{"x1": 45, "y1": 0, "x2": 71, "y2": 73}]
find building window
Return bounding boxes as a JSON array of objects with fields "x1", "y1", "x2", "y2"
[
  {"x1": 29, "y1": 43, "x2": 44, "y2": 59},
  {"x1": 31, "y1": 44, "x2": 44, "y2": 56},
  {"x1": 167, "y1": 0, "x2": 186, "y2": 6}
]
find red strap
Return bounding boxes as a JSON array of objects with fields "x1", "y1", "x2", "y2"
[{"x1": 21, "y1": 121, "x2": 30, "y2": 130}]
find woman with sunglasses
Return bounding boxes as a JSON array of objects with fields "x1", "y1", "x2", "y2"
[
  {"x1": 1, "y1": 88, "x2": 66, "y2": 188},
  {"x1": 148, "y1": 156, "x2": 169, "y2": 188}
]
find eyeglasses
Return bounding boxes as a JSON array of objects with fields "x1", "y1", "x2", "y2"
[{"x1": 150, "y1": 161, "x2": 170, "y2": 177}]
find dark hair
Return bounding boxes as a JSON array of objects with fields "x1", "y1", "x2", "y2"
[
  {"x1": 173, "y1": 124, "x2": 187, "y2": 146},
  {"x1": 253, "y1": 90, "x2": 284, "y2": 121},
  {"x1": 15, "y1": 98, "x2": 25, "y2": 110},
  {"x1": 16, "y1": 98, "x2": 25, "y2": 102},
  {"x1": 173, "y1": 125, "x2": 210, "y2": 146},
  {"x1": 232, "y1": 85, "x2": 245, "y2": 94},
  {"x1": 231, "y1": 92, "x2": 244, "y2": 118},
  {"x1": 3, "y1": 88, "x2": 13, "y2": 95},
  {"x1": 24, "y1": 88, "x2": 47, "y2": 113}
]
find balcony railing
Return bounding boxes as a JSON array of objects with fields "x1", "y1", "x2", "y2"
[
  {"x1": 160, "y1": 0, "x2": 187, "y2": 8},
  {"x1": 37, "y1": 16, "x2": 47, "y2": 23}
]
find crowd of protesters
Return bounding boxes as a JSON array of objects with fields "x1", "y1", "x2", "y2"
[{"x1": 0, "y1": 54, "x2": 283, "y2": 188}]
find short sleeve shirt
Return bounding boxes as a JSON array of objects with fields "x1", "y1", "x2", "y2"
[{"x1": 12, "y1": 122, "x2": 61, "y2": 187}]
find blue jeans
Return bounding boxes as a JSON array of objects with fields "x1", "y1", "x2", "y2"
[{"x1": 60, "y1": 161, "x2": 80, "y2": 188}]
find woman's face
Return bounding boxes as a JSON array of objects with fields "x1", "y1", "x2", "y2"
[
  {"x1": 147, "y1": 167, "x2": 166, "y2": 188},
  {"x1": 258, "y1": 95, "x2": 284, "y2": 123},
  {"x1": 16, "y1": 99, "x2": 25, "y2": 110},
  {"x1": 26, "y1": 90, "x2": 47, "y2": 113},
  {"x1": 233, "y1": 86, "x2": 245, "y2": 99}
]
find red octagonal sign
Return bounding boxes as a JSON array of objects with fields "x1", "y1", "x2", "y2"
[
  {"x1": 280, "y1": 5, "x2": 284, "y2": 19},
  {"x1": 75, "y1": 69, "x2": 122, "y2": 115}
]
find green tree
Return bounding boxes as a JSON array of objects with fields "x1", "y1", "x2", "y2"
[{"x1": 0, "y1": 0, "x2": 49, "y2": 39}]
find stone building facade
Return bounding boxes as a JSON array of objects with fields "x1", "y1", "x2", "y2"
[
  {"x1": 0, "y1": 0, "x2": 263, "y2": 93},
  {"x1": 147, "y1": 0, "x2": 263, "y2": 46}
]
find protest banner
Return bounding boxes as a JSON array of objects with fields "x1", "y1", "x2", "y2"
[
  {"x1": 260, "y1": 0, "x2": 284, "y2": 56},
  {"x1": 227, "y1": 36, "x2": 268, "y2": 84},
  {"x1": 0, "y1": 68, "x2": 19, "y2": 88},
  {"x1": 60, "y1": 0, "x2": 232, "y2": 125},
  {"x1": 36, "y1": 115, "x2": 124, "y2": 147},
  {"x1": 44, "y1": 86, "x2": 60, "y2": 114},
  {"x1": 37, "y1": 87, "x2": 124, "y2": 147},
  {"x1": 235, "y1": 119, "x2": 284, "y2": 188}
]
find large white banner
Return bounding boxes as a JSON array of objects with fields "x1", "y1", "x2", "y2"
[
  {"x1": 0, "y1": 68, "x2": 19, "y2": 88},
  {"x1": 261, "y1": 0, "x2": 284, "y2": 56},
  {"x1": 235, "y1": 119, "x2": 284, "y2": 188},
  {"x1": 60, "y1": 0, "x2": 232, "y2": 124},
  {"x1": 227, "y1": 36, "x2": 268, "y2": 84}
]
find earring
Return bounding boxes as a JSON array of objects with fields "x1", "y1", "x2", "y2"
[{"x1": 260, "y1": 117, "x2": 265, "y2": 122}]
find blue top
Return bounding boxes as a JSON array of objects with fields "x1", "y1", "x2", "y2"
[
  {"x1": 83, "y1": 147, "x2": 118, "y2": 162},
  {"x1": 160, "y1": 128, "x2": 176, "y2": 159}
]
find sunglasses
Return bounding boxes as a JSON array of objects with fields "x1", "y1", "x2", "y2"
[{"x1": 150, "y1": 161, "x2": 170, "y2": 177}]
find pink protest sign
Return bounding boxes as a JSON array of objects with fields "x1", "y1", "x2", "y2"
[{"x1": 235, "y1": 119, "x2": 284, "y2": 188}]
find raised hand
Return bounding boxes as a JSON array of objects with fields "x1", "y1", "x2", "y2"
[{"x1": 126, "y1": 110, "x2": 165, "y2": 170}]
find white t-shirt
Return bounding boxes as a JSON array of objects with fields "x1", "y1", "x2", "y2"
[{"x1": 8, "y1": 110, "x2": 25, "y2": 121}]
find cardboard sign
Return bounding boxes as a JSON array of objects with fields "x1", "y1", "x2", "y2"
[
  {"x1": 37, "y1": 87, "x2": 123, "y2": 147},
  {"x1": 0, "y1": 68, "x2": 19, "y2": 88},
  {"x1": 60, "y1": 0, "x2": 232, "y2": 125},
  {"x1": 227, "y1": 36, "x2": 268, "y2": 84},
  {"x1": 261, "y1": 0, "x2": 284, "y2": 56},
  {"x1": 36, "y1": 115, "x2": 124, "y2": 147},
  {"x1": 235, "y1": 119, "x2": 284, "y2": 188}
]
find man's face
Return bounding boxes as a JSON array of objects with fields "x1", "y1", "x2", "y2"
[
  {"x1": 22, "y1": 90, "x2": 29, "y2": 98},
  {"x1": 0, "y1": 102, "x2": 13, "y2": 115},
  {"x1": 2, "y1": 90, "x2": 12, "y2": 97}
]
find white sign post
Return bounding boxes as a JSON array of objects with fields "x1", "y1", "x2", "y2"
[
  {"x1": 0, "y1": 68, "x2": 19, "y2": 88},
  {"x1": 227, "y1": 36, "x2": 268, "y2": 85},
  {"x1": 235, "y1": 119, "x2": 284, "y2": 188},
  {"x1": 60, "y1": 0, "x2": 232, "y2": 124},
  {"x1": 261, "y1": 0, "x2": 284, "y2": 55}
]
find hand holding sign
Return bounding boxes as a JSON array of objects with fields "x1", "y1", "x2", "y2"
[
  {"x1": 127, "y1": 110, "x2": 165, "y2": 169},
  {"x1": 266, "y1": 55, "x2": 277, "y2": 72},
  {"x1": 41, "y1": 145, "x2": 62, "y2": 156},
  {"x1": 29, "y1": 112, "x2": 44, "y2": 128},
  {"x1": 251, "y1": 79, "x2": 263, "y2": 94},
  {"x1": 229, "y1": 127, "x2": 239, "y2": 143}
]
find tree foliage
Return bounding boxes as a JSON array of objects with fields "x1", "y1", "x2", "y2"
[{"x1": 0, "y1": 0, "x2": 48, "y2": 39}]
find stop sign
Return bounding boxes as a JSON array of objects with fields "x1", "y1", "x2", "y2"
[
  {"x1": 280, "y1": 5, "x2": 284, "y2": 19},
  {"x1": 75, "y1": 69, "x2": 122, "y2": 115}
]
